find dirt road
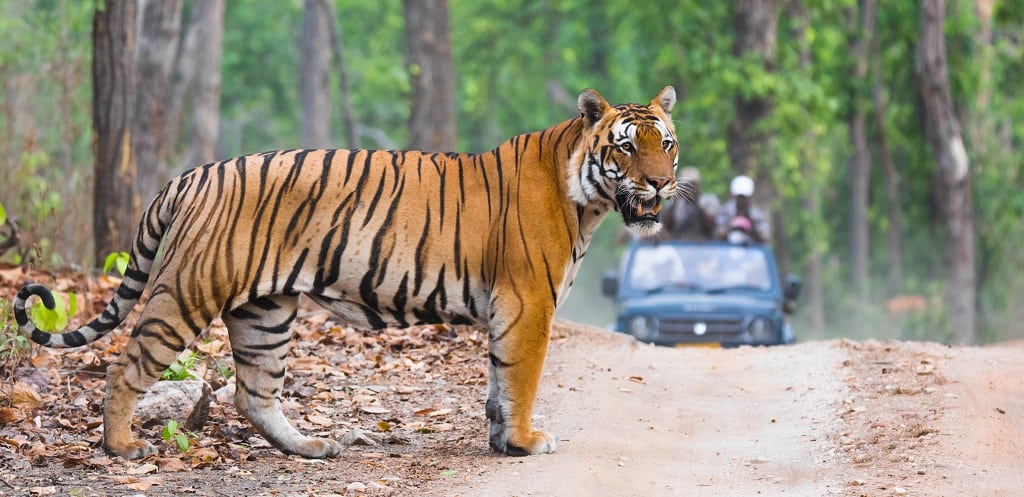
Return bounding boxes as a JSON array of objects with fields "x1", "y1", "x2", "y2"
[
  {"x1": 456, "y1": 323, "x2": 1024, "y2": 497},
  {"x1": 5, "y1": 320, "x2": 1023, "y2": 497}
]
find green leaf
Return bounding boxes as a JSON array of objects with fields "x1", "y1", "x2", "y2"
[
  {"x1": 162, "y1": 420, "x2": 179, "y2": 441},
  {"x1": 102, "y1": 251, "x2": 129, "y2": 276},
  {"x1": 30, "y1": 293, "x2": 68, "y2": 332},
  {"x1": 0, "y1": 201, "x2": 6, "y2": 225},
  {"x1": 102, "y1": 252, "x2": 118, "y2": 274},
  {"x1": 440, "y1": 470, "x2": 457, "y2": 477},
  {"x1": 67, "y1": 292, "x2": 78, "y2": 320},
  {"x1": 174, "y1": 432, "x2": 190, "y2": 453}
]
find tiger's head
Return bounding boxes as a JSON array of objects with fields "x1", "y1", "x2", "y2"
[{"x1": 567, "y1": 86, "x2": 680, "y2": 237}]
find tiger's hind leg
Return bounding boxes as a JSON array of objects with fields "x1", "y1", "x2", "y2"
[
  {"x1": 104, "y1": 293, "x2": 210, "y2": 459},
  {"x1": 223, "y1": 295, "x2": 342, "y2": 458}
]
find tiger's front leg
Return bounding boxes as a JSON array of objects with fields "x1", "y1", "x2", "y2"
[{"x1": 485, "y1": 309, "x2": 558, "y2": 456}]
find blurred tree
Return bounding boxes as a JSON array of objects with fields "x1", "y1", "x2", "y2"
[
  {"x1": 167, "y1": 0, "x2": 225, "y2": 167},
  {"x1": 301, "y1": 0, "x2": 332, "y2": 148},
  {"x1": 847, "y1": 0, "x2": 875, "y2": 292},
  {"x1": 727, "y1": 0, "x2": 779, "y2": 178},
  {"x1": 133, "y1": 0, "x2": 183, "y2": 202},
  {"x1": 915, "y1": 0, "x2": 975, "y2": 344},
  {"x1": 404, "y1": 0, "x2": 455, "y2": 151},
  {"x1": 322, "y1": 0, "x2": 358, "y2": 148},
  {"x1": 183, "y1": 0, "x2": 224, "y2": 166},
  {"x1": 870, "y1": 6, "x2": 904, "y2": 294},
  {"x1": 93, "y1": 0, "x2": 141, "y2": 265}
]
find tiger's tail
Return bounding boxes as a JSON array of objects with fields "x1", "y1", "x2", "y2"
[{"x1": 13, "y1": 184, "x2": 175, "y2": 348}]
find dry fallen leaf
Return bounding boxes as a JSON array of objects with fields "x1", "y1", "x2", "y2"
[
  {"x1": 189, "y1": 447, "x2": 221, "y2": 468},
  {"x1": 306, "y1": 414, "x2": 333, "y2": 426},
  {"x1": 155, "y1": 457, "x2": 189, "y2": 472},
  {"x1": 11, "y1": 382, "x2": 42, "y2": 409},
  {"x1": 360, "y1": 405, "x2": 391, "y2": 415},
  {"x1": 0, "y1": 407, "x2": 19, "y2": 424},
  {"x1": 126, "y1": 463, "x2": 159, "y2": 475},
  {"x1": 125, "y1": 476, "x2": 164, "y2": 492}
]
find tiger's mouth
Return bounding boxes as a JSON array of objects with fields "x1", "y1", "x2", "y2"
[{"x1": 616, "y1": 191, "x2": 662, "y2": 225}]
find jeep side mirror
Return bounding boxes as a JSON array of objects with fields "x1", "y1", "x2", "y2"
[
  {"x1": 783, "y1": 274, "x2": 802, "y2": 301},
  {"x1": 601, "y1": 270, "x2": 618, "y2": 298}
]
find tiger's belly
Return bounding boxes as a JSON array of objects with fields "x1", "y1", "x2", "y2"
[{"x1": 306, "y1": 290, "x2": 484, "y2": 331}]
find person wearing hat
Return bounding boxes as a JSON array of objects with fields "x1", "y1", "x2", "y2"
[
  {"x1": 714, "y1": 174, "x2": 771, "y2": 243},
  {"x1": 658, "y1": 166, "x2": 720, "y2": 241}
]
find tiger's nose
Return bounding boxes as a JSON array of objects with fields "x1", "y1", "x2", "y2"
[{"x1": 648, "y1": 176, "x2": 672, "y2": 191}]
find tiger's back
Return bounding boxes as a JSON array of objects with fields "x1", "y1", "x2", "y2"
[
  {"x1": 15, "y1": 87, "x2": 682, "y2": 460},
  {"x1": 159, "y1": 128, "x2": 580, "y2": 331}
]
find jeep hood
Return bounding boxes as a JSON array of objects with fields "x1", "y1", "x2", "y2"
[{"x1": 619, "y1": 293, "x2": 779, "y2": 315}]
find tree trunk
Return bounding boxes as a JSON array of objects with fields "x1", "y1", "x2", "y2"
[
  {"x1": 848, "y1": 0, "x2": 876, "y2": 292},
  {"x1": 321, "y1": 0, "x2": 358, "y2": 149},
  {"x1": 404, "y1": 0, "x2": 456, "y2": 152},
  {"x1": 726, "y1": 0, "x2": 779, "y2": 177},
  {"x1": 187, "y1": 0, "x2": 224, "y2": 165},
  {"x1": 300, "y1": 0, "x2": 332, "y2": 148},
  {"x1": 133, "y1": 0, "x2": 183, "y2": 203},
  {"x1": 784, "y1": 0, "x2": 825, "y2": 336},
  {"x1": 848, "y1": 115, "x2": 870, "y2": 290},
  {"x1": 915, "y1": 0, "x2": 976, "y2": 344},
  {"x1": 166, "y1": 0, "x2": 224, "y2": 168},
  {"x1": 871, "y1": 21, "x2": 904, "y2": 294},
  {"x1": 93, "y1": 0, "x2": 140, "y2": 265}
]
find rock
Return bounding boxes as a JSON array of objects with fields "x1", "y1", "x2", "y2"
[
  {"x1": 134, "y1": 380, "x2": 213, "y2": 431},
  {"x1": 214, "y1": 383, "x2": 236, "y2": 405},
  {"x1": 346, "y1": 482, "x2": 367, "y2": 492},
  {"x1": 341, "y1": 428, "x2": 383, "y2": 447}
]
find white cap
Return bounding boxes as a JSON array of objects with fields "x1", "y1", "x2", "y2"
[{"x1": 730, "y1": 175, "x2": 755, "y2": 197}]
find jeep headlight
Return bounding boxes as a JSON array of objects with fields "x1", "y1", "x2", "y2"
[
  {"x1": 629, "y1": 315, "x2": 658, "y2": 341},
  {"x1": 746, "y1": 316, "x2": 773, "y2": 341}
]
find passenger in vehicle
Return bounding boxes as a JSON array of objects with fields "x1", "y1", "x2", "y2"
[
  {"x1": 714, "y1": 174, "x2": 771, "y2": 244},
  {"x1": 659, "y1": 166, "x2": 720, "y2": 241}
]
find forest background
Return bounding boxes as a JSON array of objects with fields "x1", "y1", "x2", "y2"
[{"x1": 1, "y1": 0, "x2": 1022, "y2": 345}]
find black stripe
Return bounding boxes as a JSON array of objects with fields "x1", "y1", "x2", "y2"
[
  {"x1": 116, "y1": 285, "x2": 143, "y2": 301},
  {"x1": 413, "y1": 203, "x2": 431, "y2": 295},
  {"x1": 229, "y1": 307, "x2": 261, "y2": 320},
  {"x1": 244, "y1": 336, "x2": 292, "y2": 351}
]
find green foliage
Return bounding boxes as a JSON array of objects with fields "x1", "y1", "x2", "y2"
[
  {"x1": 161, "y1": 350, "x2": 201, "y2": 381},
  {"x1": 102, "y1": 251, "x2": 129, "y2": 276},
  {"x1": 161, "y1": 419, "x2": 194, "y2": 453},
  {"x1": 0, "y1": 301, "x2": 31, "y2": 360},
  {"x1": 29, "y1": 292, "x2": 77, "y2": 333},
  {"x1": 0, "y1": 201, "x2": 7, "y2": 226},
  {"x1": 4, "y1": 1, "x2": 1024, "y2": 343}
]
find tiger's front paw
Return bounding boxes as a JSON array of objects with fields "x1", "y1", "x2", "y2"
[
  {"x1": 104, "y1": 438, "x2": 159, "y2": 460},
  {"x1": 281, "y1": 437, "x2": 343, "y2": 459},
  {"x1": 489, "y1": 422, "x2": 558, "y2": 456},
  {"x1": 501, "y1": 430, "x2": 559, "y2": 456}
]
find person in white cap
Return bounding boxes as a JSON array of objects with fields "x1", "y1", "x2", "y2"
[
  {"x1": 659, "y1": 166, "x2": 720, "y2": 241},
  {"x1": 714, "y1": 174, "x2": 770, "y2": 243}
]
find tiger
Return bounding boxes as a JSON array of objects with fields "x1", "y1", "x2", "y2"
[{"x1": 13, "y1": 86, "x2": 681, "y2": 459}]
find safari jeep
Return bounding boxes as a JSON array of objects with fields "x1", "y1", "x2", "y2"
[{"x1": 602, "y1": 240, "x2": 801, "y2": 347}]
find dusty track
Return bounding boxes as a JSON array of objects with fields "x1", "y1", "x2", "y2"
[{"x1": 5, "y1": 320, "x2": 1023, "y2": 496}]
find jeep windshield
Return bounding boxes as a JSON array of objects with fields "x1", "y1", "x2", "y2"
[{"x1": 626, "y1": 244, "x2": 773, "y2": 294}]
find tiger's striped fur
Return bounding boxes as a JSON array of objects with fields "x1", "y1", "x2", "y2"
[{"x1": 14, "y1": 87, "x2": 680, "y2": 459}]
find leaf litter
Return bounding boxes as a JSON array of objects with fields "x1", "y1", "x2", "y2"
[{"x1": 1, "y1": 264, "x2": 498, "y2": 496}]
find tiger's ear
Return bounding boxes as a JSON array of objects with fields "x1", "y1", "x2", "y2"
[
  {"x1": 578, "y1": 88, "x2": 611, "y2": 128},
  {"x1": 652, "y1": 86, "x2": 676, "y2": 114}
]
